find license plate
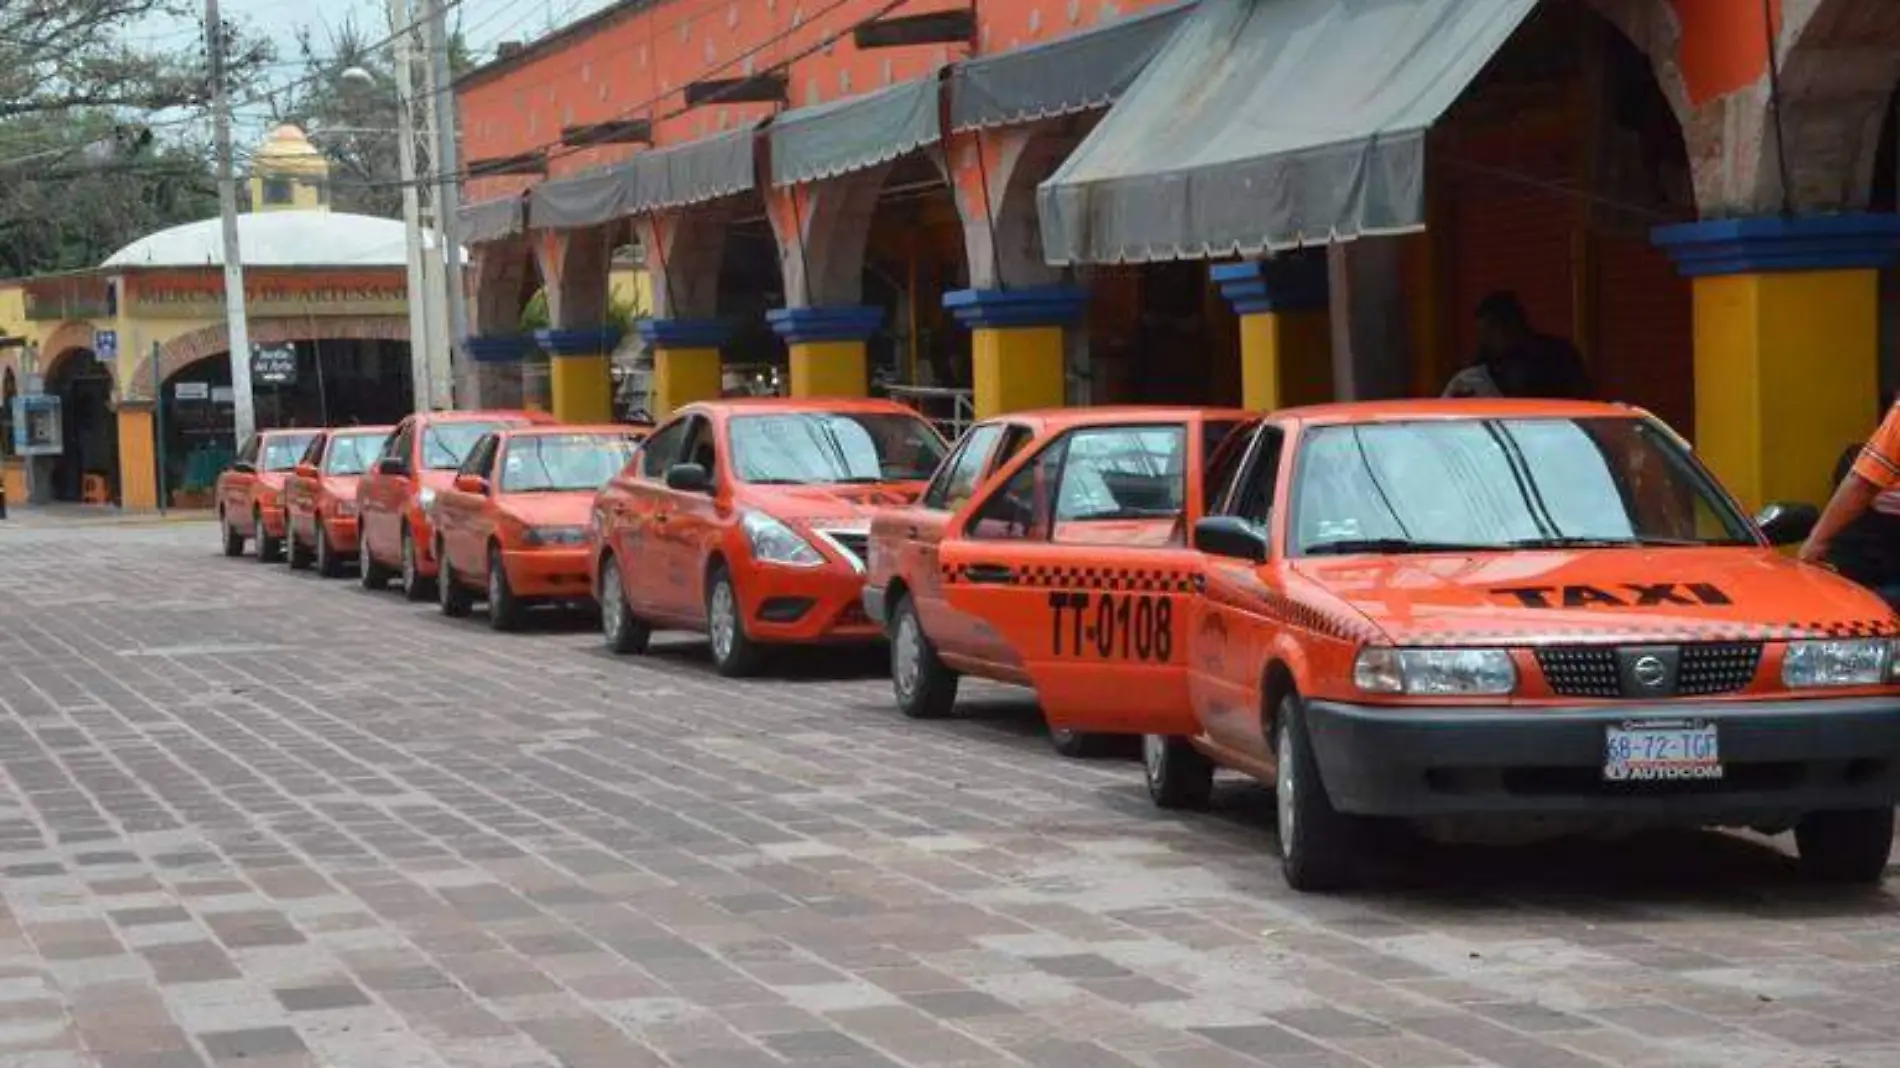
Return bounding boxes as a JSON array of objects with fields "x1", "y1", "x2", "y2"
[{"x1": 1604, "y1": 719, "x2": 1722, "y2": 781}]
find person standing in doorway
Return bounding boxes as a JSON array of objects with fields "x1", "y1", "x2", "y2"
[
  {"x1": 1444, "y1": 291, "x2": 1593, "y2": 400},
  {"x1": 1801, "y1": 395, "x2": 1900, "y2": 607}
]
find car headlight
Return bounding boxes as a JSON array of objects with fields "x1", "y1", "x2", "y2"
[
  {"x1": 1782, "y1": 639, "x2": 1892, "y2": 688},
  {"x1": 1354, "y1": 647, "x2": 1517, "y2": 696},
  {"x1": 521, "y1": 526, "x2": 588, "y2": 547},
  {"x1": 419, "y1": 487, "x2": 437, "y2": 510},
  {"x1": 741, "y1": 511, "x2": 824, "y2": 567}
]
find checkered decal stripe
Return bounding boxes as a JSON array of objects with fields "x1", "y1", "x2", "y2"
[
  {"x1": 1254, "y1": 588, "x2": 1380, "y2": 645},
  {"x1": 940, "y1": 563, "x2": 1203, "y2": 594}
]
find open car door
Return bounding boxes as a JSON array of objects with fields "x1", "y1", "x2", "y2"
[{"x1": 936, "y1": 420, "x2": 1216, "y2": 737}]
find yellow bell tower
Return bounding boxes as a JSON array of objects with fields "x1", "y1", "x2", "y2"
[{"x1": 248, "y1": 124, "x2": 330, "y2": 213}]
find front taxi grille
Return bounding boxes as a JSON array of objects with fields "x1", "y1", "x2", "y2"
[
  {"x1": 820, "y1": 531, "x2": 869, "y2": 570},
  {"x1": 1535, "y1": 643, "x2": 1763, "y2": 699}
]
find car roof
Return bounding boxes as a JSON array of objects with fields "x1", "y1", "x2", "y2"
[
  {"x1": 683, "y1": 397, "x2": 919, "y2": 417},
  {"x1": 328, "y1": 425, "x2": 394, "y2": 436},
  {"x1": 499, "y1": 423, "x2": 649, "y2": 438},
  {"x1": 417, "y1": 409, "x2": 547, "y2": 424},
  {"x1": 1278, "y1": 398, "x2": 1646, "y2": 426},
  {"x1": 261, "y1": 428, "x2": 319, "y2": 439},
  {"x1": 987, "y1": 405, "x2": 1254, "y2": 432}
]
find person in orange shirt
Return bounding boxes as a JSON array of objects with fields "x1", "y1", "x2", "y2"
[{"x1": 1801, "y1": 397, "x2": 1900, "y2": 580}]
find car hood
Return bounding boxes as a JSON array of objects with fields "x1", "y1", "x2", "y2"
[
  {"x1": 1290, "y1": 547, "x2": 1900, "y2": 647},
  {"x1": 738, "y1": 482, "x2": 926, "y2": 525},
  {"x1": 497, "y1": 492, "x2": 593, "y2": 527}
]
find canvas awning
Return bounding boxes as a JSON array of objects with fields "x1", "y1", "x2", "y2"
[
  {"x1": 459, "y1": 197, "x2": 524, "y2": 244},
  {"x1": 1038, "y1": 0, "x2": 1537, "y2": 265},
  {"x1": 948, "y1": 1, "x2": 1194, "y2": 133},
  {"x1": 624, "y1": 122, "x2": 760, "y2": 214},
  {"x1": 529, "y1": 164, "x2": 631, "y2": 230},
  {"x1": 768, "y1": 76, "x2": 941, "y2": 186}
]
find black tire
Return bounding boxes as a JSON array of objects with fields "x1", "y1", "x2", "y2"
[
  {"x1": 890, "y1": 594, "x2": 957, "y2": 719},
  {"x1": 437, "y1": 540, "x2": 474, "y2": 618},
  {"x1": 359, "y1": 527, "x2": 392, "y2": 590},
  {"x1": 286, "y1": 525, "x2": 314, "y2": 570},
  {"x1": 1275, "y1": 694, "x2": 1363, "y2": 892},
  {"x1": 1795, "y1": 808, "x2": 1894, "y2": 884},
  {"x1": 487, "y1": 545, "x2": 526, "y2": 632},
  {"x1": 315, "y1": 523, "x2": 344, "y2": 579},
  {"x1": 399, "y1": 526, "x2": 432, "y2": 602},
  {"x1": 1142, "y1": 734, "x2": 1215, "y2": 810},
  {"x1": 599, "y1": 555, "x2": 651, "y2": 655},
  {"x1": 1050, "y1": 728, "x2": 1130, "y2": 759},
  {"x1": 253, "y1": 509, "x2": 282, "y2": 564},
  {"x1": 706, "y1": 565, "x2": 764, "y2": 677},
  {"x1": 221, "y1": 509, "x2": 244, "y2": 557}
]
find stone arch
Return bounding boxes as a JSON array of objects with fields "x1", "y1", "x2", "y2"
[
  {"x1": 949, "y1": 119, "x2": 1096, "y2": 292},
  {"x1": 534, "y1": 225, "x2": 615, "y2": 329},
  {"x1": 469, "y1": 235, "x2": 538, "y2": 336},
  {"x1": 122, "y1": 317, "x2": 409, "y2": 403},
  {"x1": 40, "y1": 322, "x2": 98, "y2": 376},
  {"x1": 1765, "y1": 0, "x2": 1900, "y2": 212}
]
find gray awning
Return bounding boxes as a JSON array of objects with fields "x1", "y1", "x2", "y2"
[
  {"x1": 948, "y1": 2, "x2": 1194, "y2": 133},
  {"x1": 768, "y1": 76, "x2": 941, "y2": 186},
  {"x1": 459, "y1": 197, "x2": 524, "y2": 244},
  {"x1": 625, "y1": 122, "x2": 760, "y2": 214},
  {"x1": 529, "y1": 164, "x2": 633, "y2": 231},
  {"x1": 1038, "y1": 0, "x2": 1536, "y2": 265}
]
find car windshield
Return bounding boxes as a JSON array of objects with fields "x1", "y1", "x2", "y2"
[
  {"x1": 728, "y1": 412, "x2": 945, "y2": 485},
  {"x1": 500, "y1": 434, "x2": 638, "y2": 493},
  {"x1": 263, "y1": 434, "x2": 317, "y2": 472},
  {"x1": 1290, "y1": 417, "x2": 1756, "y2": 556},
  {"x1": 423, "y1": 422, "x2": 507, "y2": 470},
  {"x1": 324, "y1": 434, "x2": 383, "y2": 476}
]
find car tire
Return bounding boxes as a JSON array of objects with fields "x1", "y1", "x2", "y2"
[
  {"x1": 1049, "y1": 728, "x2": 1131, "y2": 759},
  {"x1": 1143, "y1": 734, "x2": 1214, "y2": 810},
  {"x1": 437, "y1": 541, "x2": 473, "y2": 618},
  {"x1": 400, "y1": 526, "x2": 432, "y2": 602},
  {"x1": 253, "y1": 509, "x2": 282, "y2": 564},
  {"x1": 286, "y1": 526, "x2": 313, "y2": 570},
  {"x1": 359, "y1": 528, "x2": 392, "y2": 590},
  {"x1": 315, "y1": 524, "x2": 344, "y2": 579},
  {"x1": 488, "y1": 545, "x2": 525, "y2": 632},
  {"x1": 220, "y1": 509, "x2": 244, "y2": 557},
  {"x1": 600, "y1": 556, "x2": 651, "y2": 655},
  {"x1": 1275, "y1": 694, "x2": 1362, "y2": 892},
  {"x1": 1795, "y1": 808, "x2": 1894, "y2": 884},
  {"x1": 706, "y1": 565, "x2": 764, "y2": 677},
  {"x1": 891, "y1": 594, "x2": 957, "y2": 719}
]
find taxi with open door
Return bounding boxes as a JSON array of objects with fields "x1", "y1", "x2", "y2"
[
  {"x1": 590, "y1": 398, "x2": 946, "y2": 675},
  {"x1": 283, "y1": 426, "x2": 391, "y2": 577},
  {"x1": 355, "y1": 410, "x2": 556, "y2": 601},
  {"x1": 433, "y1": 424, "x2": 646, "y2": 630},
  {"x1": 217, "y1": 429, "x2": 319, "y2": 562},
  {"x1": 1003, "y1": 398, "x2": 1900, "y2": 891},
  {"x1": 864, "y1": 407, "x2": 1252, "y2": 756}
]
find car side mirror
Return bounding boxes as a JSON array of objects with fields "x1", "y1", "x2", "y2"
[
  {"x1": 453, "y1": 473, "x2": 489, "y2": 495},
  {"x1": 1194, "y1": 516, "x2": 1269, "y2": 563},
  {"x1": 293, "y1": 462, "x2": 319, "y2": 480},
  {"x1": 376, "y1": 457, "x2": 411, "y2": 479},
  {"x1": 665, "y1": 462, "x2": 711, "y2": 493},
  {"x1": 231, "y1": 461, "x2": 256, "y2": 476},
  {"x1": 1756, "y1": 501, "x2": 1819, "y2": 547}
]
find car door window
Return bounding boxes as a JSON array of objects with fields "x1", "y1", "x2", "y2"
[
  {"x1": 458, "y1": 436, "x2": 497, "y2": 481},
  {"x1": 298, "y1": 436, "x2": 324, "y2": 468},
  {"x1": 639, "y1": 419, "x2": 690, "y2": 480},
  {"x1": 923, "y1": 424, "x2": 1004, "y2": 511},
  {"x1": 383, "y1": 423, "x2": 414, "y2": 467},
  {"x1": 992, "y1": 424, "x2": 1035, "y2": 472},
  {"x1": 1051, "y1": 426, "x2": 1189, "y2": 547},
  {"x1": 236, "y1": 435, "x2": 260, "y2": 466},
  {"x1": 969, "y1": 442, "x2": 1065, "y2": 541},
  {"x1": 1222, "y1": 426, "x2": 1287, "y2": 528},
  {"x1": 681, "y1": 417, "x2": 717, "y2": 475}
]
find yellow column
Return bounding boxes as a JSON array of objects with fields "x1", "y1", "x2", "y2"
[
  {"x1": 946, "y1": 287, "x2": 1087, "y2": 418},
  {"x1": 116, "y1": 404, "x2": 158, "y2": 511},
  {"x1": 534, "y1": 328, "x2": 622, "y2": 424},
  {"x1": 1215, "y1": 260, "x2": 1331, "y2": 411},
  {"x1": 768, "y1": 307, "x2": 882, "y2": 400},
  {"x1": 1654, "y1": 216, "x2": 1900, "y2": 512},
  {"x1": 651, "y1": 348, "x2": 723, "y2": 420}
]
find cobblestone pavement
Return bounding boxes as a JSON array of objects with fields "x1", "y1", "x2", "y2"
[{"x1": 1, "y1": 518, "x2": 1898, "y2": 1068}]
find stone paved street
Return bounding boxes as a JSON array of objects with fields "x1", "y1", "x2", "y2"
[{"x1": 1, "y1": 518, "x2": 1899, "y2": 1067}]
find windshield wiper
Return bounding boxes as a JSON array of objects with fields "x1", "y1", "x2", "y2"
[
  {"x1": 1304, "y1": 538, "x2": 1500, "y2": 556},
  {"x1": 1506, "y1": 536, "x2": 1748, "y2": 549}
]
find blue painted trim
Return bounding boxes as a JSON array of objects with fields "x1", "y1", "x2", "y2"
[
  {"x1": 1211, "y1": 258, "x2": 1328, "y2": 315},
  {"x1": 942, "y1": 286, "x2": 1089, "y2": 329},
  {"x1": 637, "y1": 318, "x2": 730, "y2": 349},
  {"x1": 766, "y1": 305, "x2": 883, "y2": 344},
  {"x1": 534, "y1": 327, "x2": 624, "y2": 357},
  {"x1": 1651, "y1": 214, "x2": 1900, "y2": 277},
  {"x1": 464, "y1": 335, "x2": 530, "y2": 364}
]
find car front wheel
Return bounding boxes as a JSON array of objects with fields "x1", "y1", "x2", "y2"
[
  {"x1": 1795, "y1": 808, "x2": 1894, "y2": 884},
  {"x1": 488, "y1": 546, "x2": 525, "y2": 632},
  {"x1": 400, "y1": 526, "x2": 432, "y2": 602},
  {"x1": 891, "y1": 594, "x2": 956, "y2": 719},
  {"x1": 1275, "y1": 694, "x2": 1363, "y2": 892},
  {"x1": 706, "y1": 566, "x2": 764, "y2": 677}
]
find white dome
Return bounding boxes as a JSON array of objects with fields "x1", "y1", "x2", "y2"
[{"x1": 101, "y1": 210, "x2": 462, "y2": 269}]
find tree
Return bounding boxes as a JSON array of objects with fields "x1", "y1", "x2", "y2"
[{"x1": 0, "y1": 0, "x2": 270, "y2": 120}]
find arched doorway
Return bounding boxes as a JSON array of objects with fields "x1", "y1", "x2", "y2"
[{"x1": 42, "y1": 349, "x2": 118, "y2": 504}]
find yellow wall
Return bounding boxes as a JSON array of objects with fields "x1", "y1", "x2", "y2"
[{"x1": 609, "y1": 265, "x2": 653, "y2": 319}]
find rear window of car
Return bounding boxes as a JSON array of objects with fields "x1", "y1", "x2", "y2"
[{"x1": 263, "y1": 434, "x2": 318, "y2": 472}]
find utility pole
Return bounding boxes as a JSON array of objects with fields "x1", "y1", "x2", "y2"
[
  {"x1": 207, "y1": 0, "x2": 256, "y2": 443},
  {"x1": 387, "y1": 0, "x2": 436, "y2": 413},
  {"x1": 419, "y1": 0, "x2": 467, "y2": 409}
]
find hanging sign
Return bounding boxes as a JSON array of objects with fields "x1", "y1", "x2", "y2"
[{"x1": 251, "y1": 344, "x2": 298, "y2": 386}]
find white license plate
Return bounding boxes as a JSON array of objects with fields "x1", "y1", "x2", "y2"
[{"x1": 1604, "y1": 719, "x2": 1722, "y2": 781}]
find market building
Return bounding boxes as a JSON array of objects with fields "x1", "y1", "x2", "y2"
[
  {"x1": 453, "y1": 0, "x2": 1900, "y2": 512},
  {"x1": 0, "y1": 125, "x2": 420, "y2": 510}
]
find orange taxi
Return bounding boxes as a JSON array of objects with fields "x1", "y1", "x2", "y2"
[
  {"x1": 282, "y1": 426, "x2": 392, "y2": 577},
  {"x1": 863, "y1": 407, "x2": 1251, "y2": 756},
  {"x1": 591, "y1": 398, "x2": 946, "y2": 675},
  {"x1": 356, "y1": 410, "x2": 556, "y2": 600},
  {"x1": 217, "y1": 428, "x2": 319, "y2": 562},
  {"x1": 934, "y1": 399, "x2": 1900, "y2": 890},
  {"x1": 433, "y1": 424, "x2": 646, "y2": 630}
]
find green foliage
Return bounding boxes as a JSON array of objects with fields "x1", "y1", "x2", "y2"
[{"x1": 518, "y1": 288, "x2": 646, "y2": 336}]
